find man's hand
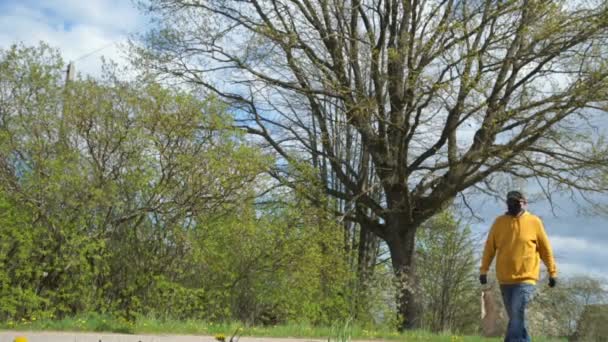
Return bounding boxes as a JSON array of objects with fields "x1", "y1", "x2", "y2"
[
  {"x1": 549, "y1": 277, "x2": 557, "y2": 288},
  {"x1": 479, "y1": 274, "x2": 487, "y2": 285}
]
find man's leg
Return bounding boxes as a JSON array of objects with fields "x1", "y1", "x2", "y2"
[
  {"x1": 501, "y1": 284, "x2": 535, "y2": 342},
  {"x1": 516, "y1": 284, "x2": 535, "y2": 342},
  {"x1": 500, "y1": 285, "x2": 514, "y2": 342},
  {"x1": 500, "y1": 285, "x2": 514, "y2": 320}
]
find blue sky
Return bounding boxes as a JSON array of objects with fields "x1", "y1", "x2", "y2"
[
  {"x1": 1, "y1": 0, "x2": 606, "y2": 282},
  {"x1": 0, "y1": 0, "x2": 145, "y2": 76}
]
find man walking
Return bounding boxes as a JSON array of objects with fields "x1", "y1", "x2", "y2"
[{"x1": 479, "y1": 191, "x2": 557, "y2": 342}]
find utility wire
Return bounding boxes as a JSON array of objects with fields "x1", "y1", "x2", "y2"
[
  {"x1": 72, "y1": 41, "x2": 118, "y2": 62},
  {"x1": 67, "y1": 14, "x2": 147, "y2": 64}
]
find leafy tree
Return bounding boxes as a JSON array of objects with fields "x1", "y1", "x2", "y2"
[
  {"x1": 0, "y1": 43, "x2": 264, "y2": 319},
  {"x1": 0, "y1": 43, "x2": 356, "y2": 325},
  {"x1": 134, "y1": 0, "x2": 608, "y2": 328},
  {"x1": 140, "y1": 195, "x2": 355, "y2": 325},
  {"x1": 530, "y1": 275, "x2": 608, "y2": 337},
  {"x1": 573, "y1": 304, "x2": 608, "y2": 341},
  {"x1": 0, "y1": 44, "x2": 103, "y2": 318},
  {"x1": 416, "y1": 211, "x2": 478, "y2": 334}
]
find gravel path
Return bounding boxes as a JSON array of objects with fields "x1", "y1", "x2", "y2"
[{"x1": 0, "y1": 331, "x2": 384, "y2": 342}]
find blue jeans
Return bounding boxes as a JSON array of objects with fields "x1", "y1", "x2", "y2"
[{"x1": 500, "y1": 284, "x2": 535, "y2": 342}]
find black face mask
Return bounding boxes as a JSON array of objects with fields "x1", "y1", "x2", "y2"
[{"x1": 507, "y1": 199, "x2": 523, "y2": 216}]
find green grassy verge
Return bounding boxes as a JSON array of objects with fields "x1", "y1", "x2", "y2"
[{"x1": 0, "y1": 313, "x2": 565, "y2": 341}]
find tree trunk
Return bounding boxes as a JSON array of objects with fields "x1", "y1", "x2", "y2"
[
  {"x1": 386, "y1": 217, "x2": 420, "y2": 331},
  {"x1": 352, "y1": 223, "x2": 378, "y2": 318},
  {"x1": 357, "y1": 224, "x2": 376, "y2": 284}
]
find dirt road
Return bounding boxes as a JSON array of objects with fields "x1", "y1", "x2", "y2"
[{"x1": 0, "y1": 331, "x2": 384, "y2": 342}]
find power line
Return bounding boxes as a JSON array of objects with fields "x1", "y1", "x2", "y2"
[
  {"x1": 68, "y1": 20, "x2": 146, "y2": 65},
  {"x1": 72, "y1": 41, "x2": 118, "y2": 62},
  {"x1": 64, "y1": 40, "x2": 120, "y2": 84}
]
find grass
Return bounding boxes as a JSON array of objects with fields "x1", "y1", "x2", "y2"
[{"x1": 0, "y1": 313, "x2": 566, "y2": 341}]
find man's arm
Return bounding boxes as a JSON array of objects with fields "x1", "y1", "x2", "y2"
[
  {"x1": 537, "y1": 219, "x2": 558, "y2": 279},
  {"x1": 480, "y1": 221, "x2": 497, "y2": 275}
]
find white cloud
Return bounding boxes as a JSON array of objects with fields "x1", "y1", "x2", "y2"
[
  {"x1": 539, "y1": 235, "x2": 608, "y2": 280},
  {"x1": 551, "y1": 235, "x2": 608, "y2": 260},
  {"x1": 558, "y1": 262, "x2": 608, "y2": 281},
  {"x1": 38, "y1": 0, "x2": 143, "y2": 33},
  {"x1": 0, "y1": 0, "x2": 144, "y2": 77}
]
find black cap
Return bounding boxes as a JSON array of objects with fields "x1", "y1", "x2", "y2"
[{"x1": 506, "y1": 191, "x2": 526, "y2": 202}]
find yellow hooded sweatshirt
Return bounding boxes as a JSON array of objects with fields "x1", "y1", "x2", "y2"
[{"x1": 480, "y1": 211, "x2": 557, "y2": 284}]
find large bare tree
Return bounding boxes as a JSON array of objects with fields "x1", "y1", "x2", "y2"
[{"x1": 133, "y1": 0, "x2": 608, "y2": 329}]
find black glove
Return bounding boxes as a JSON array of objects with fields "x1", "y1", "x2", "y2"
[
  {"x1": 549, "y1": 277, "x2": 557, "y2": 288},
  {"x1": 479, "y1": 274, "x2": 487, "y2": 285}
]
